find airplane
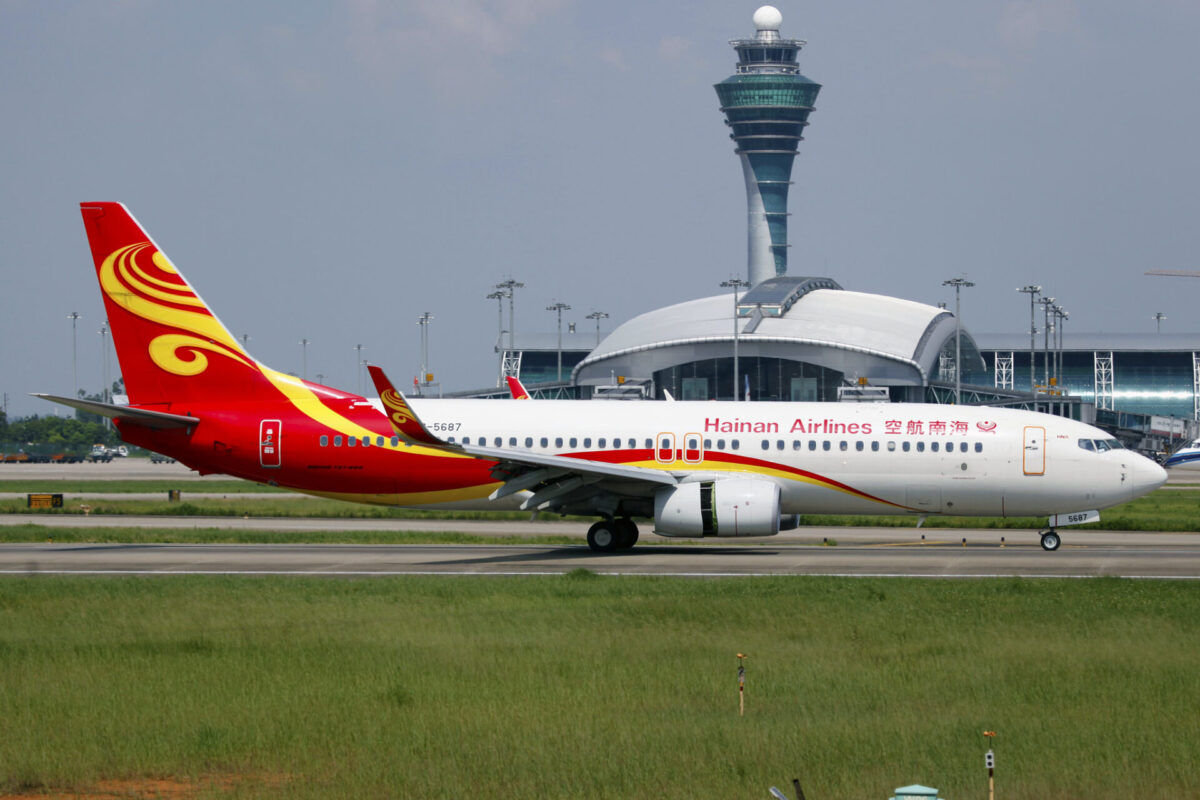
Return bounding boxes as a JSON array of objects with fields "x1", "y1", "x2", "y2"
[
  {"x1": 1164, "y1": 438, "x2": 1200, "y2": 471},
  {"x1": 506, "y1": 376, "x2": 531, "y2": 399},
  {"x1": 37, "y1": 202, "x2": 1167, "y2": 553}
]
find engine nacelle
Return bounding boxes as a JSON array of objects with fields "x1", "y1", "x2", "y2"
[{"x1": 654, "y1": 479, "x2": 782, "y2": 537}]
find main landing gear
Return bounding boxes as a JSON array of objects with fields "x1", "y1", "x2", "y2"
[
  {"x1": 1039, "y1": 529, "x2": 1062, "y2": 552},
  {"x1": 586, "y1": 517, "x2": 639, "y2": 553}
]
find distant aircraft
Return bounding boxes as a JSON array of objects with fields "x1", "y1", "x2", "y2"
[
  {"x1": 506, "y1": 376, "x2": 531, "y2": 399},
  {"x1": 38, "y1": 202, "x2": 1167, "y2": 552},
  {"x1": 1165, "y1": 438, "x2": 1200, "y2": 471}
]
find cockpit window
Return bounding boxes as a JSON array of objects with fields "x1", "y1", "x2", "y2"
[{"x1": 1080, "y1": 438, "x2": 1124, "y2": 452}]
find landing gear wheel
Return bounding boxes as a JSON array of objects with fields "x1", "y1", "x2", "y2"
[
  {"x1": 615, "y1": 518, "x2": 639, "y2": 550},
  {"x1": 1040, "y1": 530, "x2": 1061, "y2": 552},
  {"x1": 587, "y1": 520, "x2": 620, "y2": 553}
]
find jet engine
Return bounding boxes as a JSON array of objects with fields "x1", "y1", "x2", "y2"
[{"x1": 653, "y1": 479, "x2": 782, "y2": 537}]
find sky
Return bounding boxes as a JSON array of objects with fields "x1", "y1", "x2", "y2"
[{"x1": 3, "y1": 0, "x2": 1198, "y2": 419}]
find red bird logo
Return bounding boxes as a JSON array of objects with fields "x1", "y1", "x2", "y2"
[{"x1": 976, "y1": 421, "x2": 998, "y2": 433}]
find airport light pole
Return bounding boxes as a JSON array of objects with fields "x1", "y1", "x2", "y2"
[
  {"x1": 354, "y1": 343, "x2": 364, "y2": 395},
  {"x1": 1153, "y1": 312, "x2": 1166, "y2": 334},
  {"x1": 942, "y1": 278, "x2": 974, "y2": 404},
  {"x1": 417, "y1": 312, "x2": 433, "y2": 394},
  {"x1": 1038, "y1": 296, "x2": 1056, "y2": 389},
  {"x1": 67, "y1": 311, "x2": 81, "y2": 399},
  {"x1": 1016, "y1": 285, "x2": 1041, "y2": 393},
  {"x1": 487, "y1": 290, "x2": 507, "y2": 386},
  {"x1": 546, "y1": 302, "x2": 570, "y2": 382},
  {"x1": 98, "y1": 322, "x2": 109, "y2": 404},
  {"x1": 495, "y1": 278, "x2": 524, "y2": 355},
  {"x1": 586, "y1": 310, "x2": 609, "y2": 347},
  {"x1": 299, "y1": 338, "x2": 310, "y2": 380},
  {"x1": 1054, "y1": 306, "x2": 1068, "y2": 390},
  {"x1": 721, "y1": 278, "x2": 750, "y2": 401}
]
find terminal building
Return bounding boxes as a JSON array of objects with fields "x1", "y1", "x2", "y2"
[{"x1": 475, "y1": 7, "x2": 1198, "y2": 448}]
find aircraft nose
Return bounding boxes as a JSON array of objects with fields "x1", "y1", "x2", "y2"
[{"x1": 1129, "y1": 455, "x2": 1168, "y2": 499}]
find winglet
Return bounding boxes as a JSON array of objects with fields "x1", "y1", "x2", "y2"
[
  {"x1": 506, "y1": 375, "x2": 531, "y2": 400},
  {"x1": 367, "y1": 365, "x2": 445, "y2": 447}
]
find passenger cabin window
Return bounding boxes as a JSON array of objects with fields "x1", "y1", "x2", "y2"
[
  {"x1": 887, "y1": 441, "x2": 896, "y2": 452},
  {"x1": 761, "y1": 440, "x2": 770, "y2": 451},
  {"x1": 732, "y1": 440, "x2": 740, "y2": 450},
  {"x1": 916, "y1": 442, "x2": 925, "y2": 452},
  {"x1": 902, "y1": 442, "x2": 911, "y2": 452},
  {"x1": 599, "y1": 438, "x2": 607, "y2": 448},
  {"x1": 584, "y1": 438, "x2": 592, "y2": 448},
  {"x1": 808, "y1": 441, "x2": 817, "y2": 451},
  {"x1": 839, "y1": 441, "x2": 848, "y2": 451},
  {"x1": 334, "y1": 435, "x2": 342, "y2": 447},
  {"x1": 856, "y1": 441, "x2": 864, "y2": 452},
  {"x1": 822, "y1": 441, "x2": 831, "y2": 451},
  {"x1": 540, "y1": 437, "x2": 548, "y2": 448},
  {"x1": 509, "y1": 437, "x2": 518, "y2": 447},
  {"x1": 524, "y1": 437, "x2": 533, "y2": 448},
  {"x1": 320, "y1": 435, "x2": 328, "y2": 447},
  {"x1": 871, "y1": 441, "x2": 880, "y2": 452},
  {"x1": 931, "y1": 442, "x2": 939, "y2": 452},
  {"x1": 974, "y1": 442, "x2": 983, "y2": 453},
  {"x1": 377, "y1": 436, "x2": 384, "y2": 447},
  {"x1": 392, "y1": 437, "x2": 400, "y2": 447},
  {"x1": 569, "y1": 437, "x2": 577, "y2": 448},
  {"x1": 348, "y1": 437, "x2": 356, "y2": 447}
]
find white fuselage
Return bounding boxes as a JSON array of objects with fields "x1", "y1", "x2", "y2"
[{"x1": 398, "y1": 399, "x2": 1166, "y2": 518}]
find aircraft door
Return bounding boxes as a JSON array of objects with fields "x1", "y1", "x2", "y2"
[
  {"x1": 1023, "y1": 426, "x2": 1045, "y2": 476},
  {"x1": 260, "y1": 419, "x2": 282, "y2": 468}
]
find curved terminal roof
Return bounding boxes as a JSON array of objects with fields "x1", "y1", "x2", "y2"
[{"x1": 573, "y1": 278, "x2": 962, "y2": 386}]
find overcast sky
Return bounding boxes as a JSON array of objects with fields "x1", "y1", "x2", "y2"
[{"x1": 3, "y1": 0, "x2": 1198, "y2": 418}]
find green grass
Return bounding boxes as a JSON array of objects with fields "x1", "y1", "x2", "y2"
[
  {"x1": 0, "y1": 576, "x2": 1195, "y2": 799},
  {"x1": 3, "y1": 488, "x2": 1197, "y2": 531},
  {"x1": 0, "y1": 479, "x2": 289, "y2": 494}
]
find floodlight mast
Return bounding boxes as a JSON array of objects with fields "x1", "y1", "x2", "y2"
[
  {"x1": 1038, "y1": 296, "x2": 1056, "y2": 389},
  {"x1": 942, "y1": 278, "x2": 974, "y2": 404},
  {"x1": 585, "y1": 310, "x2": 609, "y2": 347},
  {"x1": 67, "y1": 311, "x2": 81, "y2": 400},
  {"x1": 1016, "y1": 286, "x2": 1041, "y2": 393},
  {"x1": 720, "y1": 278, "x2": 750, "y2": 400},
  {"x1": 486, "y1": 290, "x2": 506, "y2": 386},
  {"x1": 417, "y1": 312, "x2": 433, "y2": 394},
  {"x1": 546, "y1": 302, "x2": 571, "y2": 382}
]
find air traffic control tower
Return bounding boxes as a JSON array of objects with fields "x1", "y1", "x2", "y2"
[{"x1": 715, "y1": 6, "x2": 821, "y2": 286}]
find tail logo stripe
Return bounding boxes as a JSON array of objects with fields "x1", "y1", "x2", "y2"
[{"x1": 99, "y1": 243, "x2": 253, "y2": 376}]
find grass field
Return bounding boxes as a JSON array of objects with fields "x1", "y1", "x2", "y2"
[
  {"x1": 2, "y1": 488, "x2": 1198, "y2": 534},
  {"x1": 0, "y1": 576, "x2": 1196, "y2": 799}
]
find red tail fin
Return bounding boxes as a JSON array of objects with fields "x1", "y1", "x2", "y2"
[
  {"x1": 80, "y1": 202, "x2": 274, "y2": 407},
  {"x1": 506, "y1": 375, "x2": 531, "y2": 399}
]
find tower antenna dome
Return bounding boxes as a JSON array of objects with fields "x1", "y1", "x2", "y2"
[{"x1": 753, "y1": 6, "x2": 783, "y2": 30}]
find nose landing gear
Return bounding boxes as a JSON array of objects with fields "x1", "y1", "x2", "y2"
[{"x1": 1039, "y1": 530, "x2": 1061, "y2": 551}]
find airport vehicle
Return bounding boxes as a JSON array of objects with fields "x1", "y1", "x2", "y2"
[
  {"x1": 38, "y1": 203, "x2": 1167, "y2": 552},
  {"x1": 1164, "y1": 439, "x2": 1200, "y2": 471}
]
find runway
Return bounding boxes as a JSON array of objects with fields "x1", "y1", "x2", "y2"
[{"x1": 3, "y1": 535, "x2": 1200, "y2": 578}]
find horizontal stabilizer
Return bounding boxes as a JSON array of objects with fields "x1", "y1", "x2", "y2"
[{"x1": 33, "y1": 394, "x2": 199, "y2": 430}]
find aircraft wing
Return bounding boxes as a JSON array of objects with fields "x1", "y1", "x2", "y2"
[
  {"x1": 33, "y1": 394, "x2": 200, "y2": 430},
  {"x1": 368, "y1": 366, "x2": 678, "y2": 512}
]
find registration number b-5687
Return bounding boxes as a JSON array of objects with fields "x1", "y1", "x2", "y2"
[{"x1": 1048, "y1": 509, "x2": 1100, "y2": 528}]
